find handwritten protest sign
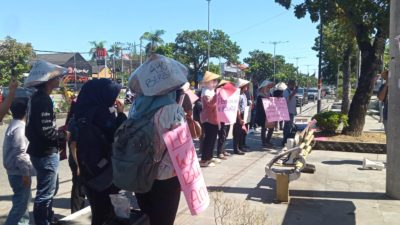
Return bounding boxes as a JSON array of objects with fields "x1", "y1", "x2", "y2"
[
  {"x1": 243, "y1": 106, "x2": 251, "y2": 124},
  {"x1": 262, "y1": 97, "x2": 290, "y2": 122},
  {"x1": 163, "y1": 123, "x2": 209, "y2": 215},
  {"x1": 216, "y1": 83, "x2": 240, "y2": 124}
]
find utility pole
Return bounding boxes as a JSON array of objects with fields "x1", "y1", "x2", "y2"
[
  {"x1": 386, "y1": 0, "x2": 400, "y2": 199},
  {"x1": 207, "y1": 0, "x2": 211, "y2": 71},
  {"x1": 261, "y1": 41, "x2": 288, "y2": 82},
  {"x1": 293, "y1": 57, "x2": 305, "y2": 76},
  {"x1": 317, "y1": 6, "x2": 324, "y2": 113},
  {"x1": 140, "y1": 39, "x2": 143, "y2": 65}
]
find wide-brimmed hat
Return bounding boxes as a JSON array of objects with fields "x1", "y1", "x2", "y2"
[
  {"x1": 202, "y1": 71, "x2": 220, "y2": 83},
  {"x1": 128, "y1": 54, "x2": 188, "y2": 96},
  {"x1": 217, "y1": 79, "x2": 231, "y2": 87},
  {"x1": 275, "y1": 82, "x2": 287, "y2": 91},
  {"x1": 24, "y1": 60, "x2": 67, "y2": 88},
  {"x1": 236, "y1": 78, "x2": 250, "y2": 88},
  {"x1": 258, "y1": 80, "x2": 274, "y2": 89}
]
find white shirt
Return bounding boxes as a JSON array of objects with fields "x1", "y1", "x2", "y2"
[{"x1": 283, "y1": 89, "x2": 297, "y2": 115}]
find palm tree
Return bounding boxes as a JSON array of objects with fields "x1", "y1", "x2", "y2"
[
  {"x1": 140, "y1": 30, "x2": 165, "y2": 56},
  {"x1": 89, "y1": 41, "x2": 107, "y2": 60}
]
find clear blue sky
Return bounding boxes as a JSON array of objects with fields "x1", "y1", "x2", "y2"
[{"x1": 0, "y1": 0, "x2": 319, "y2": 75}]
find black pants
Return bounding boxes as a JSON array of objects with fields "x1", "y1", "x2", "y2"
[
  {"x1": 261, "y1": 127, "x2": 274, "y2": 144},
  {"x1": 217, "y1": 123, "x2": 230, "y2": 155},
  {"x1": 233, "y1": 122, "x2": 245, "y2": 151},
  {"x1": 201, "y1": 122, "x2": 219, "y2": 161},
  {"x1": 69, "y1": 156, "x2": 86, "y2": 213},
  {"x1": 136, "y1": 177, "x2": 181, "y2": 225},
  {"x1": 85, "y1": 185, "x2": 119, "y2": 225}
]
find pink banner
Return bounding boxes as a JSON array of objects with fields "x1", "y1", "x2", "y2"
[
  {"x1": 163, "y1": 123, "x2": 209, "y2": 215},
  {"x1": 262, "y1": 97, "x2": 290, "y2": 122},
  {"x1": 216, "y1": 83, "x2": 240, "y2": 124}
]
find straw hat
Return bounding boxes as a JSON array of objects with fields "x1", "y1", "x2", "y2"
[
  {"x1": 202, "y1": 71, "x2": 220, "y2": 83},
  {"x1": 24, "y1": 60, "x2": 67, "y2": 88},
  {"x1": 217, "y1": 79, "x2": 231, "y2": 87},
  {"x1": 236, "y1": 78, "x2": 250, "y2": 88},
  {"x1": 258, "y1": 80, "x2": 274, "y2": 89},
  {"x1": 275, "y1": 82, "x2": 287, "y2": 91}
]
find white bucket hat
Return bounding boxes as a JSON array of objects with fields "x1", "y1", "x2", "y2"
[{"x1": 24, "y1": 60, "x2": 67, "y2": 88}]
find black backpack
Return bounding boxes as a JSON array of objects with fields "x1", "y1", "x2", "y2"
[{"x1": 76, "y1": 118, "x2": 113, "y2": 192}]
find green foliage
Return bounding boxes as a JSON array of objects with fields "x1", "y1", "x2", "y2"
[
  {"x1": 155, "y1": 43, "x2": 175, "y2": 58},
  {"x1": 0, "y1": 36, "x2": 35, "y2": 85},
  {"x1": 174, "y1": 29, "x2": 241, "y2": 81},
  {"x1": 208, "y1": 62, "x2": 221, "y2": 75},
  {"x1": 312, "y1": 111, "x2": 349, "y2": 133},
  {"x1": 141, "y1": 30, "x2": 166, "y2": 56}
]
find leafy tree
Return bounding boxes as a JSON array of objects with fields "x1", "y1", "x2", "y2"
[
  {"x1": 141, "y1": 30, "x2": 166, "y2": 56},
  {"x1": 244, "y1": 50, "x2": 274, "y2": 82},
  {"x1": 275, "y1": 0, "x2": 390, "y2": 136},
  {"x1": 208, "y1": 62, "x2": 221, "y2": 75},
  {"x1": 89, "y1": 41, "x2": 106, "y2": 60},
  {"x1": 0, "y1": 36, "x2": 35, "y2": 85},
  {"x1": 155, "y1": 43, "x2": 175, "y2": 58},
  {"x1": 109, "y1": 43, "x2": 122, "y2": 59},
  {"x1": 174, "y1": 29, "x2": 241, "y2": 82}
]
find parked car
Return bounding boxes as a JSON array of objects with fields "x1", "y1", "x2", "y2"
[
  {"x1": 295, "y1": 87, "x2": 308, "y2": 106},
  {"x1": 307, "y1": 88, "x2": 318, "y2": 101}
]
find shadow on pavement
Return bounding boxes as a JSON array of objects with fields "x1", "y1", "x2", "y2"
[
  {"x1": 282, "y1": 198, "x2": 356, "y2": 225},
  {"x1": 289, "y1": 190, "x2": 389, "y2": 200},
  {"x1": 207, "y1": 176, "x2": 278, "y2": 204},
  {"x1": 321, "y1": 160, "x2": 363, "y2": 165}
]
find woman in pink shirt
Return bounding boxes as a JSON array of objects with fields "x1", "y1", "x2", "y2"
[{"x1": 200, "y1": 71, "x2": 220, "y2": 167}]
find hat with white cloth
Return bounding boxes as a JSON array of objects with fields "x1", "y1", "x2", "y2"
[
  {"x1": 24, "y1": 60, "x2": 67, "y2": 88},
  {"x1": 128, "y1": 54, "x2": 188, "y2": 96}
]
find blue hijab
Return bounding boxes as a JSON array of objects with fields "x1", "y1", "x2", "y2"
[
  {"x1": 129, "y1": 92, "x2": 176, "y2": 120},
  {"x1": 75, "y1": 79, "x2": 121, "y2": 128}
]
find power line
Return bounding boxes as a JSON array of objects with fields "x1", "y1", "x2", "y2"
[{"x1": 230, "y1": 11, "x2": 288, "y2": 36}]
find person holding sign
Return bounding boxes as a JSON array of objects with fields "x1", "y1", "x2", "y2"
[
  {"x1": 216, "y1": 80, "x2": 233, "y2": 160},
  {"x1": 255, "y1": 80, "x2": 275, "y2": 148},
  {"x1": 200, "y1": 71, "x2": 221, "y2": 167},
  {"x1": 282, "y1": 80, "x2": 297, "y2": 146},
  {"x1": 0, "y1": 79, "x2": 18, "y2": 122},
  {"x1": 232, "y1": 78, "x2": 250, "y2": 155}
]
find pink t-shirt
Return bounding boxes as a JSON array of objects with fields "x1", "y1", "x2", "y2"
[{"x1": 200, "y1": 89, "x2": 218, "y2": 125}]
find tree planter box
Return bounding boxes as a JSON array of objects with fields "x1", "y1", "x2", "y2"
[{"x1": 314, "y1": 140, "x2": 386, "y2": 154}]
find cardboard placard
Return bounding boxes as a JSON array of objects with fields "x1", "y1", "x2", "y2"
[
  {"x1": 262, "y1": 97, "x2": 290, "y2": 122},
  {"x1": 216, "y1": 83, "x2": 240, "y2": 124},
  {"x1": 163, "y1": 123, "x2": 209, "y2": 215}
]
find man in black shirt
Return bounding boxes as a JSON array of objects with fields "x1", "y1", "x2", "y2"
[{"x1": 25, "y1": 60, "x2": 68, "y2": 225}]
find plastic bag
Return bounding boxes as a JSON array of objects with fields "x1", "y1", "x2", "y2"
[{"x1": 110, "y1": 193, "x2": 131, "y2": 219}]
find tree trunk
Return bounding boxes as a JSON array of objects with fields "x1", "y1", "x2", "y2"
[
  {"x1": 341, "y1": 44, "x2": 352, "y2": 114},
  {"x1": 342, "y1": 49, "x2": 380, "y2": 136}
]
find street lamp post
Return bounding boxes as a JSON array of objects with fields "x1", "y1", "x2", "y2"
[
  {"x1": 262, "y1": 41, "x2": 288, "y2": 82},
  {"x1": 207, "y1": 0, "x2": 211, "y2": 71}
]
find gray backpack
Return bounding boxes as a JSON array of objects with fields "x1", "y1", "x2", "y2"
[{"x1": 112, "y1": 112, "x2": 166, "y2": 193}]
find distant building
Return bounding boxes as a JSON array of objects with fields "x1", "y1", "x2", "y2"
[
  {"x1": 221, "y1": 62, "x2": 248, "y2": 78},
  {"x1": 34, "y1": 53, "x2": 92, "y2": 77}
]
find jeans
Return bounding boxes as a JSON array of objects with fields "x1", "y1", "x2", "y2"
[
  {"x1": 30, "y1": 153, "x2": 59, "y2": 225},
  {"x1": 5, "y1": 175, "x2": 31, "y2": 225},
  {"x1": 283, "y1": 114, "x2": 295, "y2": 144}
]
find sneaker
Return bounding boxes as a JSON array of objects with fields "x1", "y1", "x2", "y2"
[
  {"x1": 234, "y1": 150, "x2": 245, "y2": 155},
  {"x1": 200, "y1": 160, "x2": 216, "y2": 167},
  {"x1": 211, "y1": 158, "x2": 222, "y2": 164},
  {"x1": 218, "y1": 154, "x2": 228, "y2": 160},
  {"x1": 223, "y1": 152, "x2": 231, "y2": 156}
]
